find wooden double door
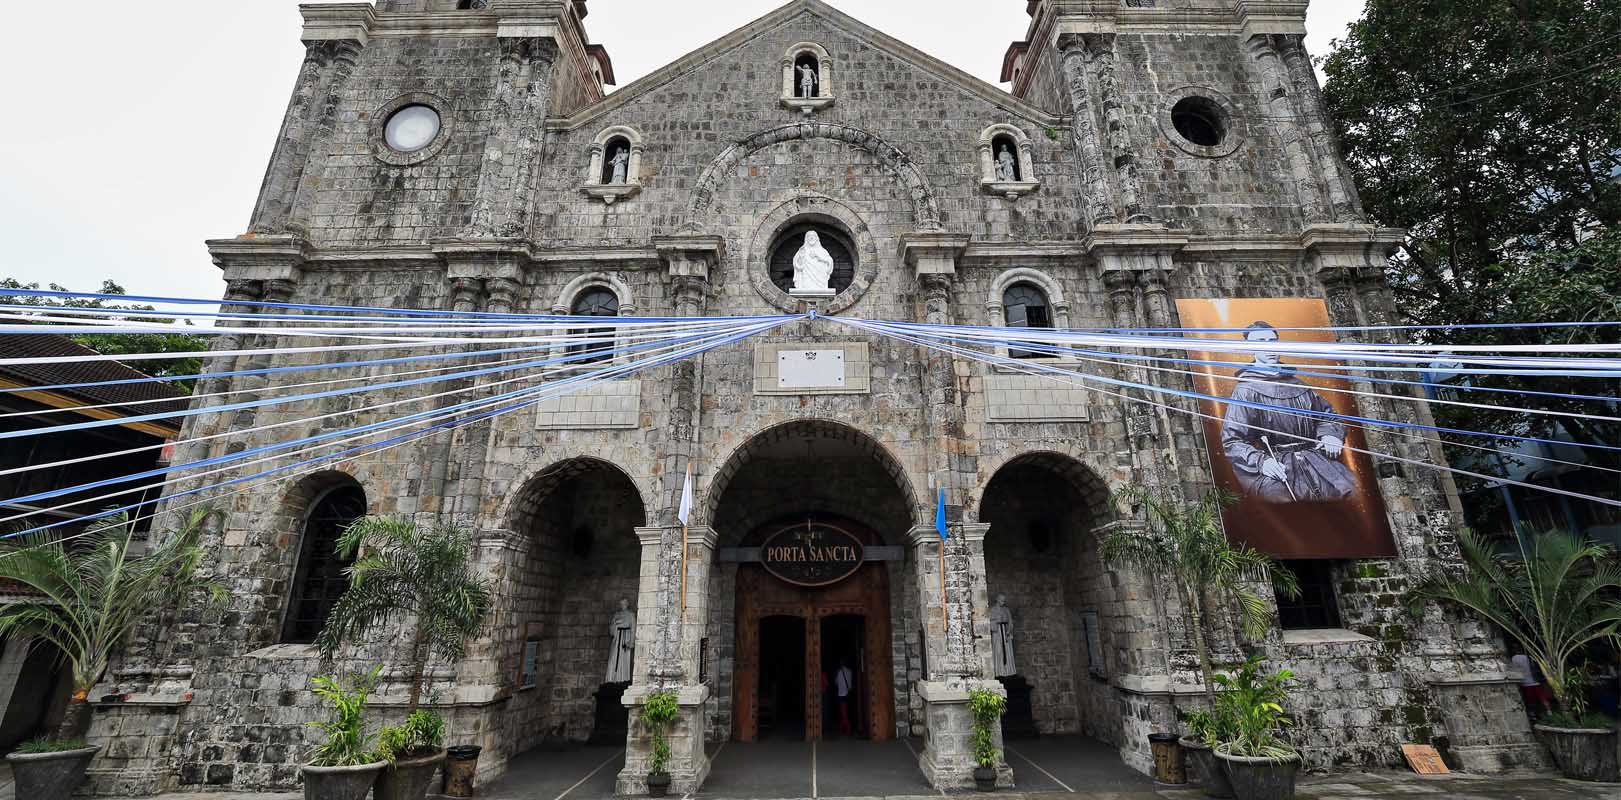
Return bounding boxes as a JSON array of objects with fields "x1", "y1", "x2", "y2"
[{"x1": 732, "y1": 533, "x2": 894, "y2": 743}]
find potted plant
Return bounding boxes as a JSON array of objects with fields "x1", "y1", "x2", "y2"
[
  {"x1": 1212, "y1": 657, "x2": 1300, "y2": 800},
  {"x1": 304, "y1": 666, "x2": 388, "y2": 800},
  {"x1": 1181, "y1": 708, "x2": 1236, "y2": 798},
  {"x1": 1414, "y1": 529, "x2": 1621, "y2": 781},
  {"x1": 640, "y1": 690, "x2": 678, "y2": 797},
  {"x1": 1101, "y1": 489, "x2": 1298, "y2": 712},
  {"x1": 967, "y1": 687, "x2": 1006, "y2": 791},
  {"x1": 315, "y1": 517, "x2": 490, "y2": 800},
  {"x1": 0, "y1": 509, "x2": 222, "y2": 800},
  {"x1": 376, "y1": 709, "x2": 447, "y2": 800}
]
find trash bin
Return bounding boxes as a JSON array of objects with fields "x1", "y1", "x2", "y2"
[
  {"x1": 442, "y1": 745, "x2": 483, "y2": 798},
  {"x1": 1148, "y1": 732, "x2": 1186, "y2": 786}
]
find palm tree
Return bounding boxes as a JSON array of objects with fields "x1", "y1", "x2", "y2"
[
  {"x1": 315, "y1": 517, "x2": 491, "y2": 711},
  {"x1": 0, "y1": 507, "x2": 222, "y2": 742},
  {"x1": 1101, "y1": 486, "x2": 1297, "y2": 706},
  {"x1": 1416, "y1": 528, "x2": 1621, "y2": 718}
]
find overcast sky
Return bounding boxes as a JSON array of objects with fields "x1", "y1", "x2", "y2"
[{"x1": 0, "y1": 0, "x2": 1364, "y2": 304}]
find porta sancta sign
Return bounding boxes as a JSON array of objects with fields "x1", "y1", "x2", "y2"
[{"x1": 759, "y1": 522, "x2": 866, "y2": 587}]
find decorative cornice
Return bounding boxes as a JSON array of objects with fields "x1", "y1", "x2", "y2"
[
  {"x1": 206, "y1": 235, "x2": 311, "y2": 282},
  {"x1": 900, "y1": 232, "x2": 971, "y2": 278}
]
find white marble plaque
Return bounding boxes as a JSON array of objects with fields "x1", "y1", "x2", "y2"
[{"x1": 778, "y1": 349, "x2": 846, "y2": 389}]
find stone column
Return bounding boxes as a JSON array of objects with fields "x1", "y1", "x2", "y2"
[
  {"x1": 283, "y1": 39, "x2": 364, "y2": 235},
  {"x1": 1277, "y1": 35, "x2": 1365, "y2": 223},
  {"x1": 468, "y1": 36, "x2": 557, "y2": 238},
  {"x1": 1246, "y1": 35, "x2": 1328, "y2": 224},
  {"x1": 1088, "y1": 34, "x2": 1150, "y2": 222},
  {"x1": 1057, "y1": 34, "x2": 1117, "y2": 227}
]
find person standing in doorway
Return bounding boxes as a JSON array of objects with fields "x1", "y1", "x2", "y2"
[{"x1": 835, "y1": 658, "x2": 855, "y2": 736}]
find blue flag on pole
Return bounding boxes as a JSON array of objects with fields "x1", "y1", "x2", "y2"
[{"x1": 935, "y1": 487, "x2": 948, "y2": 541}]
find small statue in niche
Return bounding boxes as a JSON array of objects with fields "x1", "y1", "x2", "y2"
[
  {"x1": 996, "y1": 144, "x2": 1019, "y2": 181},
  {"x1": 605, "y1": 598, "x2": 636, "y2": 684},
  {"x1": 798, "y1": 63, "x2": 818, "y2": 98},
  {"x1": 990, "y1": 593, "x2": 1017, "y2": 677},
  {"x1": 792, "y1": 231, "x2": 835, "y2": 292},
  {"x1": 609, "y1": 147, "x2": 630, "y2": 184}
]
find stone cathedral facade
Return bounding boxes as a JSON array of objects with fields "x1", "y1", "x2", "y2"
[{"x1": 86, "y1": 0, "x2": 1544, "y2": 795}]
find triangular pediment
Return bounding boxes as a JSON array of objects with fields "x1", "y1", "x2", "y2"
[{"x1": 553, "y1": 0, "x2": 1058, "y2": 130}]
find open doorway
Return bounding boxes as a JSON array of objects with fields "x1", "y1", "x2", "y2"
[
  {"x1": 758, "y1": 615, "x2": 806, "y2": 740},
  {"x1": 820, "y1": 614, "x2": 867, "y2": 739}
]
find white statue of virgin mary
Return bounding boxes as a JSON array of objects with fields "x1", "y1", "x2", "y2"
[{"x1": 792, "y1": 231, "x2": 835, "y2": 292}]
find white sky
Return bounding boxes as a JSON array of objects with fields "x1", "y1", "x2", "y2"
[{"x1": 0, "y1": 0, "x2": 1364, "y2": 303}]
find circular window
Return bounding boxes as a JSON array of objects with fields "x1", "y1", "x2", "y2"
[
  {"x1": 768, "y1": 223, "x2": 856, "y2": 295},
  {"x1": 1170, "y1": 97, "x2": 1226, "y2": 147},
  {"x1": 384, "y1": 105, "x2": 441, "y2": 153}
]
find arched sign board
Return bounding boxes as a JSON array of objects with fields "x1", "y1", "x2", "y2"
[{"x1": 760, "y1": 522, "x2": 866, "y2": 587}]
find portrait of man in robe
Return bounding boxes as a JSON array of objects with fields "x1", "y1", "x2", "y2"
[{"x1": 1176, "y1": 298, "x2": 1397, "y2": 560}]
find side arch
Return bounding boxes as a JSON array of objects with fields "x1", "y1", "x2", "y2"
[
  {"x1": 502, "y1": 456, "x2": 651, "y2": 535},
  {"x1": 684, "y1": 123, "x2": 943, "y2": 231}
]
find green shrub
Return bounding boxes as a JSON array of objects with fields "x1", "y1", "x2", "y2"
[
  {"x1": 640, "y1": 691, "x2": 680, "y2": 776},
  {"x1": 967, "y1": 687, "x2": 1006, "y2": 769},
  {"x1": 379, "y1": 709, "x2": 446, "y2": 760},
  {"x1": 14, "y1": 737, "x2": 89, "y2": 754},
  {"x1": 1212, "y1": 657, "x2": 1297, "y2": 761},
  {"x1": 307, "y1": 666, "x2": 383, "y2": 767}
]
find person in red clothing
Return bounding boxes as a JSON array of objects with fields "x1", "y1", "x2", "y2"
[{"x1": 835, "y1": 659, "x2": 855, "y2": 736}]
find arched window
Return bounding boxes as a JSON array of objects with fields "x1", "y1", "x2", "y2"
[
  {"x1": 456, "y1": 0, "x2": 489, "y2": 9},
  {"x1": 282, "y1": 484, "x2": 366, "y2": 644},
  {"x1": 1002, "y1": 282, "x2": 1052, "y2": 359},
  {"x1": 570, "y1": 287, "x2": 620, "y2": 364}
]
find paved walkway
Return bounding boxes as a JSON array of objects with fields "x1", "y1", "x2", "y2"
[{"x1": 3, "y1": 738, "x2": 1620, "y2": 800}]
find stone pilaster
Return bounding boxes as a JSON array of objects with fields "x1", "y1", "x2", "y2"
[
  {"x1": 468, "y1": 36, "x2": 557, "y2": 238},
  {"x1": 1057, "y1": 34, "x2": 1118, "y2": 227},
  {"x1": 280, "y1": 39, "x2": 363, "y2": 236},
  {"x1": 251, "y1": 38, "x2": 362, "y2": 234},
  {"x1": 1088, "y1": 34, "x2": 1150, "y2": 223},
  {"x1": 1277, "y1": 35, "x2": 1364, "y2": 222},
  {"x1": 1247, "y1": 35, "x2": 1329, "y2": 224}
]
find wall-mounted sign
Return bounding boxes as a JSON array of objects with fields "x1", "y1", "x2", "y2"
[
  {"x1": 520, "y1": 638, "x2": 540, "y2": 689},
  {"x1": 759, "y1": 521, "x2": 865, "y2": 587},
  {"x1": 778, "y1": 349, "x2": 846, "y2": 390}
]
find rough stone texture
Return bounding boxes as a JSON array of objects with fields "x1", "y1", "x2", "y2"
[{"x1": 84, "y1": 0, "x2": 1543, "y2": 795}]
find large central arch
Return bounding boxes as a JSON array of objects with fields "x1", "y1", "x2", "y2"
[{"x1": 684, "y1": 122, "x2": 943, "y2": 230}]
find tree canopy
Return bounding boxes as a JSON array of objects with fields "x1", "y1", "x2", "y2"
[
  {"x1": 1322, "y1": 0, "x2": 1621, "y2": 473},
  {"x1": 0, "y1": 278, "x2": 211, "y2": 392}
]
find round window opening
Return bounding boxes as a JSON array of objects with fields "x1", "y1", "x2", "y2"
[
  {"x1": 384, "y1": 104, "x2": 442, "y2": 153},
  {"x1": 1170, "y1": 96, "x2": 1226, "y2": 148},
  {"x1": 768, "y1": 223, "x2": 856, "y2": 295}
]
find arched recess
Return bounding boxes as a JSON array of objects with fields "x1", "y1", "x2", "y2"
[
  {"x1": 497, "y1": 457, "x2": 648, "y2": 754},
  {"x1": 747, "y1": 195, "x2": 880, "y2": 315},
  {"x1": 684, "y1": 123, "x2": 943, "y2": 231},
  {"x1": 977, "y1": 451, "x2": 1125, "y2": 747},
  {"x1": 551, "y1": 272, "x2": 637, "y2": 316},
  {"x1": 584, "y1": 125, "x2": 645, "y2": 204},
  {"x1": 277, "y1": 470, "x2": 369, "y2": 645},
  {"x1": 700, "y1": 419, "x2": 923, "y2": 742},
  {"x1": 976, "y1": 123, "x2": 1039, "y2": 199},
  {"x1": 985, "y1": 267, "x2": 1072, "y2": 359}
]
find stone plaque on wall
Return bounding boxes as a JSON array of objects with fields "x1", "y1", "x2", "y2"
[
  {"x1": 754, "y1": 341, "x2": 870, "y2": 395},
  {"x1": 535, "y1": 379, "x2": 641, "y2": 429}
]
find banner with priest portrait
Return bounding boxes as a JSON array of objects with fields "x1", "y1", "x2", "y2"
[{"x1": 1175, "y1": 297, "x2": 1396, "y2": 559}]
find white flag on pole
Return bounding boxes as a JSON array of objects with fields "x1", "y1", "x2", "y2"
[{"x1": 677, "y1": 464, "x2": 693, "y2": 525}]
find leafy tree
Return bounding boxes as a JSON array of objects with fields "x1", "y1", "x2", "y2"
[
  {"x1": 0, "y1": 278, "x2": 211, "y2": 392},
  {"x1": 315, "y1": 517, "x2": 491, "y2": 711},
  {"x1": 0, "y1": 508, "x2": 222, "y2": 742},
  {"x1": 1101, "y1": 487, "x2": 1299, "y2": 707},
  {"x1": 1321, "y1": 0, "x2": 1621, "y2": 470}
]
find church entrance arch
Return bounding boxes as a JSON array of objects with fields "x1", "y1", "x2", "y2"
[{"x1": 703, "y1": 420, "x2": 918, "y2": 744}]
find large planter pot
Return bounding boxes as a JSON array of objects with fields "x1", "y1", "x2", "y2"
[
  {"x1": 376, "y1": 750, "x2": 446, "y2": 800},
  {"x1": 6, "y1": 745, "x2": 101, "y2": 800},
  {"x1": 973, "y1": 766, "x2": 997, "y2": 792},
  {"x1": 1214, "y1": 749, "x2": 1299, "y2": 800},
  {"x1": 646, "y1": 771, "x2": 671, "y2": 798},
  {"x1": 302, "y1": 761, "x2": 387, "y2": 800},
  {"x1": 1534, "y1": 723, "x2": 1620, "y2": 782},
  {"x1": 1180, "y1": 738, "x2": 1234, "y2": 798}
]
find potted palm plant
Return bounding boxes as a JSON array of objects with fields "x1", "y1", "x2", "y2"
[
  {"x1": 1212, "y1": 657, "x2": 1300, "y2": 800},
  {"x1": 640, "y1": 691, "x2": 678, "y2": 797},
  {"x1": 316, "y1": 517, "x2": 491, "y2": 800},
  {"x1": 1414, "y1": 529, "x2": 1621, "y2": 781},
  {"x1": 304, "y1": 666, "x2": 388, "y2": 800},
  {"x1": 0, "y1": 509, "x2": 221, "y2": 800},
  {"x1": 968, "y1": 687, "x2": 1006, "y2": 791},
  {"x1": 1101, "y1": 487, "x2": 1297, "y2": 796}
]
